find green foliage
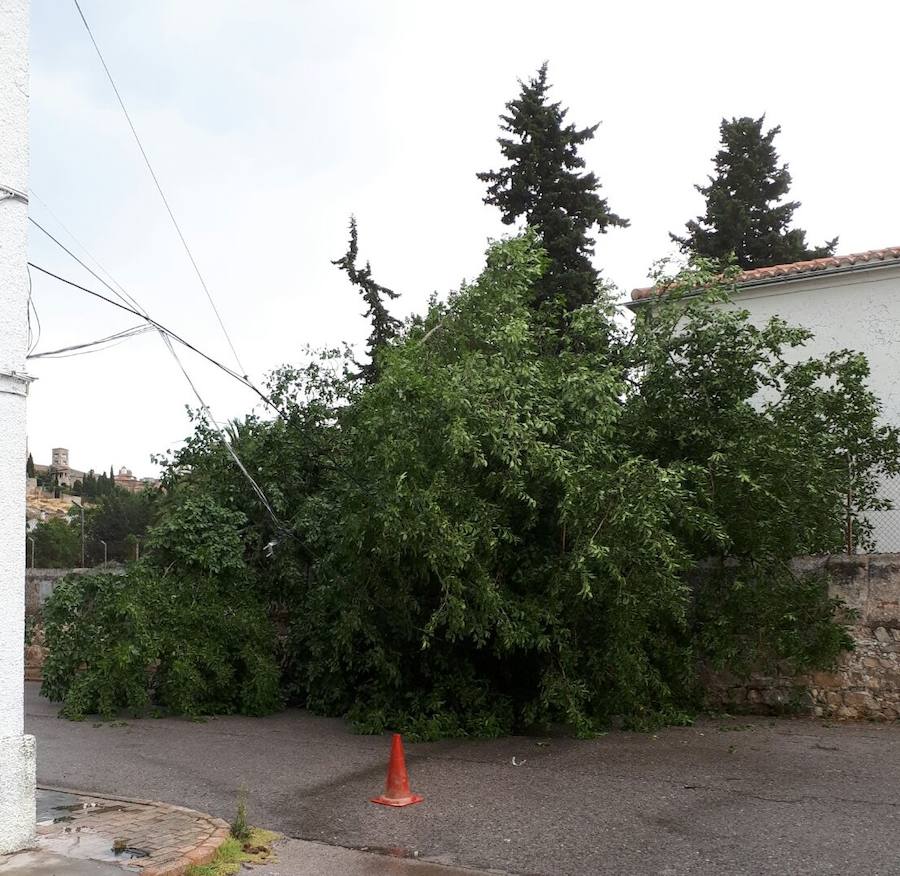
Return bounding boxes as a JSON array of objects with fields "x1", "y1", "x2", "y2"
[
  {"x1": 84, "y1": 488, "x2": 157, "y2": 564},
  {"x1": 41, "y1": 494, "x2": 281, "y2": 720},
  {"x1": 672, "y1": 116, "x2": 837, "y2": 269},
  {"x1": 26, "y1": 452, "x2": 35, "y2": 478},
  {"x1": 694, "y1": 566, "x2": 855, "y2": 678},
  {"x1": 478, "y1": 63, "x2": 627, "y2": 319},
  {"x1": 258, "y1": 236, "x2": 894, "y2": 737},
  {"x1": 333, "y1": 216, "x2": 401, "y2": 383},
  {"x1": 43, "y1": 233, "x2": 898, "y2": 738},
  {"x1": 29, "y1": 517, "x2": 80, "y2": 568}
]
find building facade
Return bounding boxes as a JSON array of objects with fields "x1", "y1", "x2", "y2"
[{"x1": 0, "y1": 0, "x2": 35, "y2": 853}]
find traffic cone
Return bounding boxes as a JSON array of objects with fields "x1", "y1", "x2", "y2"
[{"x1": 370, "y1": 733, "x2": 424, "y2": 807}]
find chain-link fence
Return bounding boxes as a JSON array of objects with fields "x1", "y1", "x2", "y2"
[{"x1": 863, "y1": 475, "x2": 900, "y2": 554}]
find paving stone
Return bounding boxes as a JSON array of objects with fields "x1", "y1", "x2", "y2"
[{"x1": 32, "y1": 788, "x2": 230, "y2": 875}]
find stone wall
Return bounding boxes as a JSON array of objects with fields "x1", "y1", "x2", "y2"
[{"x1": 704, "y1": 554, "x2": 900, "y2": 721}]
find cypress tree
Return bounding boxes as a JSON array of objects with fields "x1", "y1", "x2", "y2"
[
  {"x1": 478, "y1": 63, "x2": 627, "y2": 318},
  {"x1": 333, "y1": 216, "x2": 401, "y2": 384},
  {"x1": 26, "y1": 452, "x2": 35, "y2": 478},
  {"x1": 672, "y1": 116, "x2": 837, "y2": 269}
]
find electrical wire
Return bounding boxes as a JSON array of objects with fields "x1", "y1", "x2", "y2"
[
  {"x1": 29, "y1": 190, "x2": 149, "y2": 318},
  {"x1": 28, "y1": 256, "x2": 304, "y2": 547},
  {"x1": 0, "y1": 182, "x2": 28, "y2": 202},
  {"x1": 27, "y1": 266, "x2": 41, "y2": 356},
  {"x1": 71, "y1": 0, "x2": 247, "y2": 377},
  {"x1": 27, "y1": 260, "x2": 268, "y2": 402},
  {"x1": 1, "y1": 184, "x2": 37, "y2": 354},
  {"x1": 159, "y1": 331, "x2": 287, "y2": 529},
  {"x1": 27, "y1": 258, "x2": 314, "y2": 549},
  {"x1": 28, "y1": 323, "x2": 153, "y2": 359},
  {"x1": 38, "y1": 254, "x2": 365, "y2": 492}
]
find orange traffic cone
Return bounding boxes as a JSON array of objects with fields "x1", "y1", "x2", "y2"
[{"x1": 370, "y1": 733, "x2": 424, "y2": 807}]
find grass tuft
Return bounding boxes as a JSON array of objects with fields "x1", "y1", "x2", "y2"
[{"x1": 185, "y1": 828, "x2": 279, "y2": 876}]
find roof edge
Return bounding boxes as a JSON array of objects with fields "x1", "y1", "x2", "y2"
[{"x1": 630, "y1": 246, "x2": 900, "y2": 305}]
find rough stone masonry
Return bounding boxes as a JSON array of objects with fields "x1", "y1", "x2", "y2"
[{"x1": 706, "y1": 553, "x2": 900, "y2": 721}]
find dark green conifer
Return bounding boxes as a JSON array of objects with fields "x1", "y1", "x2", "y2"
[
  {"x1": 672, "y1": 116, "x2": 837, "y2": 269},
  {"x1": 333, "y1": 217, "x2": 400, "y2": 384},
  {"x1": 26, "y1": 452, "x2": 35, "y2": 478},
  {"x1": 478, "y1": 63, "x2": 627, "y2": 318}
]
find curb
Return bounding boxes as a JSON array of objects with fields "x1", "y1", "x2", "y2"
[{"x1": 38, "y1": 785, "x2": 231, "y2": 876}]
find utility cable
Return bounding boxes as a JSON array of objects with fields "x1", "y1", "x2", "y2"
[
  {"x1": 71, "y1": 0, "x2": 247, "y2": 377},
  {"x1": 28, "y1": 323, "x2": 153, "y2": 359},
  {"x1": 28, "y1": 260, "x2": 265, "y2": 401},
  {"x1": 158, "y1": 331, "x2": 288, "y2": 531},
  {"x1": 27, "y1": 267, "x2": 41, "y2": 356},
  {"x1": 29, "y1": 256, "x2": 299, "y2": 545},
  {"x1": 29, "y1": 191, "x2": 149, "y2": 318},
  {"x1": 29, "y1": 240, "x2": 348, "y2": 478},
  {"x1": 0, "y1": 182, "x2": 28, "y2": 202},
  {"x1": 29, "y1": 243, "x2": 364, "y2": 490}
]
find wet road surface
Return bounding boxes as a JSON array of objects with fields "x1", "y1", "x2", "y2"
[{"x1": 26, "y1": 683, "x2": 900, "y2": 875}]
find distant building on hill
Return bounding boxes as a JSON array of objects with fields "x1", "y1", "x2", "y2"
[
  {"x1": 113, "y1": 466, "x2": 138, "y2": 492},
  {"x1": 32, "y1": 446, "x2": 84, "y2": 488},
  {"x1": 30, "y1": 448, "x2": 159, "y2": 494},
  {"x1": 113, "y1": 466, "x2": 160, "y2": 494}
]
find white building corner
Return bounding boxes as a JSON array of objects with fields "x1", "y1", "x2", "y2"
[{"x1": 0, "y1": 0, "x2": 36, "y2": 855}]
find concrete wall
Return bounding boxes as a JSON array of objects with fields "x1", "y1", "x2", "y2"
[
  {"x1": 0, "y1": 0, "x2": 34, "y2": 854},
  {"x1": 729, "y1": 266, "x2": 900, "y2": 550},
  {"x1": 25, "y1": 567, "x2": 88, "y2": 614},
  {"x1": 705, "y1": 553, "x2": 900, "y2": 721}
]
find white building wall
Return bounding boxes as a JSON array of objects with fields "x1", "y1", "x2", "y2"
[
  {"x1": 730, "y1": 265, "x2": 900, "y2": 550},
  {"x1": 0, "y1": 0, "x2": 36, "y2": 854}
]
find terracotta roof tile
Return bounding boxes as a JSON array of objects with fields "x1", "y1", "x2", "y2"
[{"x1": 630, "y1": 246, "x2": 900, "y2": 302}]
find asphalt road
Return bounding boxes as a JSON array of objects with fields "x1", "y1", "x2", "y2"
[{"x1": 25, "y1": 683, "x2": 900, "y2": 876}]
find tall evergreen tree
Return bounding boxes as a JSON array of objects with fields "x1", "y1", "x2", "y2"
[
  {"x1": 672, "y1": 116, "x2": 837, "y2": 269},
  {"x1": 478, "y1": 63, "x2": 627, "y2": 318},
  {"x1": 333, "y1": 216, "x2": 401, "y2": 384},
  {"x1": 26, "y1": 452, "x2": 35, "y2": 478}
]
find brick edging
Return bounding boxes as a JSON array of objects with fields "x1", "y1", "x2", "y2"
[{"x1": 37, "y1": 784, "x2": 231, "y2": 876}]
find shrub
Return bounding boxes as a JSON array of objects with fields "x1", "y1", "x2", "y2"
[{"x1": 41, "y1": 496, "x2": 281, "y2": 720}]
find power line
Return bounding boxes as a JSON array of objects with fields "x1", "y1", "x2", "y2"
[
  {"x1": 0, "y1": 182, "x2": 28, "y2": 202},
  {"x1": 31, "y1": 257, "x2": 366, "y2": 497},
  {"x1": 28, "y1": 323, "x2": 153, "y2": 359},
  {"x1": 26, "y1": 266, "x2": 41, "y2": 356},
  {"x1": 71, "y1": 0, "x2": 247, "y2": 377},
  {"x1": 29, "y1": 190, "x2": 149, "y2": 318},
  {"x1": 158, "y1": 331, "x2": 289, "y2": 534},
  {"x1": 27, "y1": 262, "x2": 297, "y2": 545},
  {"x1": 27, "y1": 260, "x2": 266, "y2": 402}
]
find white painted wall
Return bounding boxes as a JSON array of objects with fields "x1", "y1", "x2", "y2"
[
  {"x1": 730, "y1": 264, "x2": 900, "y2": 551},
  {"x1": 0, "y1": 0, "x2": 35, "y2": 855}
]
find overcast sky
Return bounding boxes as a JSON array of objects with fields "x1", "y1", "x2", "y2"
[{"x1": 26, "y1": 0, "x2": 900, "y2": 477}]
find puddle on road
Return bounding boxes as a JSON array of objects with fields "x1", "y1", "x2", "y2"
[
  {"x1": 352, "y1": 845, "x2": 420, "y2": 859},
  {"x1": 36, "y1": 789, "x2": 80, "y2": 822}
]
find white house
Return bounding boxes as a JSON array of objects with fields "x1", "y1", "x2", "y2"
[
  {"x1": 0, "y1": 0, "x2": 35, "y2": 855},
  {"x1": 630, "y1": 246, "x2": 900, "y2": 552}
]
